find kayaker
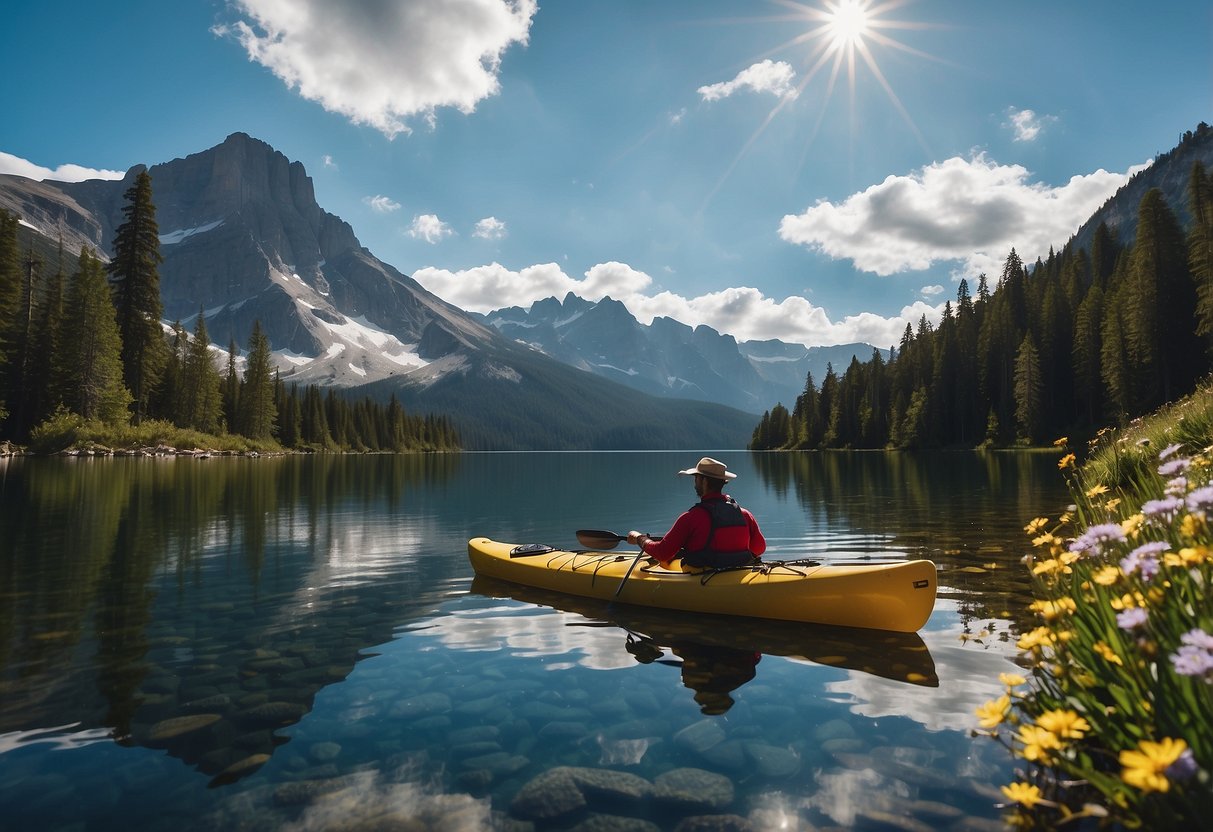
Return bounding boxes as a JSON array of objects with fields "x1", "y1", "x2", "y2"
[{"x1": 627, "y1": 457, "x2": 766, "y2": 569}]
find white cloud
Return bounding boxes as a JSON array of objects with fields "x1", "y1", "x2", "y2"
[
  {"x1": 1006, "y1": 107, "x2": 1055, "y2": 142},
  {"x1": 407, "y1": 214, "x2": 454, "y2": 243},
  {"x1": 698, "y1": 59, "x2": 799, "y2": 102},
  {"x1": 0, "y1": 150, "x2": 124, "y2": 182},
  {"x1": 412, "y1": 261, "x2": 941, "y2": 349},
  {"x1": 322, "y1": 154, "x2": 337, "y2": 169},
  {"x1": 472, "y1": 216, "x2": 507, "y2": 240},
  {"x1": 363, "y1": 194, "x2": 401, "y2": 213},
  {"x1": 779, "y1": 153, "x2": 1150, "y2": 279},
  {"x1": 216, "y1": 0, "x2": 537, "y2": 138},
  {"x1": 920, "y1": 284, "x2": 944, "y2": 297}
]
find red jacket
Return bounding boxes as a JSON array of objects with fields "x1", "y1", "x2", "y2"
[{"x1": 641, "y1": 493, "x2": 766, "y2": 566}]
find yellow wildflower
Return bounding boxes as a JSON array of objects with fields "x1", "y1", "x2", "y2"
[
  {"x1": 1000, "y1": 672, "x2": 1027, "y2": 688},
  {"x1": 1017, "y1": 626, "x2": 1056, "y2": 651},
  {"x1": 1017, "y1": 724, "x2": 1062, "y2": 762},
  {"x1": 1058, "y1": 453, "x2": 1076, "y2": 470},
  {"x1": 1093, "y1": 641, "x2": 1123, "y2": 666},
  {"x1": 1110, "y1": 591, "x2": 1147, "y2": 611},
  {"x1": 1180, "y1": 514, "x2": 1205, "y2": 540},
  {"x1": 1092, "y1": 565, "x2": 1122, "y2": 586},
  {"x1": 1032, "y1": 557, "x2": 1066, "y2": 576},
  {"x1": 1085, "y1": 484, "x2": 1110, "y2": 498},
  {"x1": 1104, "y1": 497, "x2": 1122, "y2": 512},
  {"x1": 1037, "y1": 708, "x2": 1090, "y2": 740},
  {"x1": 1053, "y1": 437, "x2": 1069, "y2": 448},
  {"x1": 1029, "y1": 598, "x2": 1077, "y2": 621},
  {"x1": 1000, "y1": 782, "x2": 1044, "y2": 808},
  {"x1": 1165, "y1": 546, "x2": 1210, "y2": 568},
  {"x1": 1120, "y1": 738, "x2": 1188, "y2": 794},
  {"x1": 1121, "y1": 514, "x2": 1145, "y2": 538},
  {"x1": 1032, "y1": 532, "x2": 1058, "y2": 548},
  {"x1": 1024, "y1": 517, "x2": 1049, "y2": 535},
  {"x1": 976, "y1": 695, "x2": 1011, "y2": 729}
]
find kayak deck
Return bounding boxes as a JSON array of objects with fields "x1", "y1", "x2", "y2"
[{"x1": 467, "y1": 538, "x2": 937, "y2": 633}]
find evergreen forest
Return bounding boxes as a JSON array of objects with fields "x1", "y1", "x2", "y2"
[
  {"x1": 0, "y1": 173, "x2": 459, "y2": 453},
  {"x1": 751, "y1": 148, "x2": 1213, "y2": 451}
]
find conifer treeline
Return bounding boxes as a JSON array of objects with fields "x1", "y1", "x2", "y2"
[
  {"x1": 752, "y1": 153, "x2": 1213, "y2": 451},
  {"x1": 0, "y1": 174, "x2": 458, "y2": 452}
]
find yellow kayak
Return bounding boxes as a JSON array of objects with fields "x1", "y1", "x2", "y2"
[{"x1": 467, "y1": 538, "x2": 938, "y2": 633}]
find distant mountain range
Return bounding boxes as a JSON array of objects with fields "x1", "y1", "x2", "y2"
[
  {"x1": 2, "y1": 124, "x2": 1208, "y2": 448},
  {"x1": 0, "y1": 133, "x2": 757, "y2": 449},
  {"x1": 480, "y1": 293, "x2": 885, "y2": 414}
]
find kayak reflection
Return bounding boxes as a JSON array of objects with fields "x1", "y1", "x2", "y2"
[{"x1": 469, "y1": 576, "x2": 938, "y2": 714}]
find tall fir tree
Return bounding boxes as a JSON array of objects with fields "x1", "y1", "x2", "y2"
[
  {"x1": 178, "y1": 308, "x2": 223, "y2": 434},
  {"x1": 239, "y1": 321, "x2": 277, "y2": 440},
  {"x1": 108, "y1": 170, "x2": 165, "y2": 423},
  {"x1": 58, "y1": 250, "x2": 131, "y2": 423}
]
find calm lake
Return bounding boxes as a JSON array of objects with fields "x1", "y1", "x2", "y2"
[{"x1": 0, "y1": 451, "x2": 1070, "y2": 831}]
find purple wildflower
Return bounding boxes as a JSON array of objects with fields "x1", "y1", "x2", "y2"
[
  {"x1": 1159, "y1": 443, "x2": 1184, "y2": 461},
  {"x1": 1166, "y1": 749, "x2": 1200, "y2": 781},
  {"x1": 1172, "y1": 645, "x2": 1213, "y2": 677},
  {"x1": 1141, "y1": 496, "x2": 1184, "y2": 524},
  {"x1": 1186, "y1": 485, "x2": 1213, "y2": 516},
  {"x1": 1068, "y1": 523, "x2": 1128, "y2": 557},
  {"x1": 1158, "y1": 457, "x2": 1191, "y2": 478},
  {"x1": 1120, "y1": 542, "x2": 1167, "y2": 581},
  {"x1": 1180, "y1": 628, "x2": 1213, "y2": 651},
  {"x1": 1165, "y1": 476, "x2": 1189, "y2": 497},
  {"x1": 1171, "y1": 629, "x2": 1213, "y2": 677},
  {"x1": 1117, "y1": 607, "x2": 1149, "y2": 630}
]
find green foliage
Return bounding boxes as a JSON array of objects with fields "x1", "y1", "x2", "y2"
[
  {"x1": 977, "y1": 427, "x2": 1213, "y2": 829},
  {"x1": 239, "y1": 320, "x2": 277, "y2": 440},
  {"x1": 752, "y1": 155, "x2": 1212, "y2": 451},
  {"x1": 108, "y1": 169, "x2": 166, "y2": 424},
  {"x1": 57, "y1": 250, "x2": 131, "y2": 425}
]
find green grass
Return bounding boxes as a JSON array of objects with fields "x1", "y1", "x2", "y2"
[
  {"x1": 978, "y1": 387, "x2": 1213, "y2": 828},
  {"x1": 27, "y1": 412, "x2": 282, "y2": 455}
]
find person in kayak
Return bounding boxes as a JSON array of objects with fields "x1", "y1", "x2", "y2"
[{"x1": 627, "y1": 457, "x2": 766, "y2": 569}]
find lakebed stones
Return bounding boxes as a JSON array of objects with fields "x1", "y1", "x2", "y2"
[
  {"x1": 652, "y1": 768, "x2": 734, "y2": 813},
  {"x1": 511, "y1": 766, "x2": 653, "y2": 822},
  {"x1": 146, "y1": 713, "x2": 222, "y2": 744}
]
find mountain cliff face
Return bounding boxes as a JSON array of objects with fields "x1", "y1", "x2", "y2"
[
  {"x1": 0, "y1": 133, "x2": 756, "y2": 449},
  {"x1": 482, "y1": 293, "x2": 884, "y2": 413},
  {"x1": 1070, "y1": 123, "x2": 1213, "y2": 254}
]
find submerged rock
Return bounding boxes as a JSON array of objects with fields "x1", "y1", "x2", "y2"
[{"x1": 511, "y1": 766, "x2": 653, "y2": 822}]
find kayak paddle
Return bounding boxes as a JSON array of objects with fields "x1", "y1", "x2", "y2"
[{"x1": 576, "y1": 529, "x2": 663, "y2": 550}]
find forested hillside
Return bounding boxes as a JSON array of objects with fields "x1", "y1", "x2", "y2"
[
  {"x1": 752, "y1": 125, "x2": 1213, "y2": 450},
  {"x1": 0, "y1": 176, "x2": 459, "y2": 453}
]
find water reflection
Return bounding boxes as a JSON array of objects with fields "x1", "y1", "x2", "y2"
[
  {"x1": 751, "y1": 450, "x2": 1068, "y2": 630},
  {"x1": 461, "y1": 576, "x2": 938, "y2": 714},
  {"x1": 0, "y1": 455, "x2": 460, "y2": 784}
]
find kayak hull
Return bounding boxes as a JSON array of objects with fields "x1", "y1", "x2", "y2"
[{"x1": 467, "y1": 538, "x2": 937, "y2": 633}]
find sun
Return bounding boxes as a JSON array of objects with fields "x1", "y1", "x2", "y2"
[{"x1": 825, "y1": 0, "x2": 870, "y2": 50}]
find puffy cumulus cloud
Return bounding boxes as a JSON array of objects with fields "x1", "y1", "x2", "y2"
[
  {"x1": 216, "y1": 0, "x2": 537, "y2": 138},
  {"x1": 1006, "y1": 107, "x2": 1055, "y2": 142},
  {"x1": 0, "y1": 150, "x2": 124, "y2": 182},
  {"x1": 363, "y1": 194, "x2": 401, "y2": 213},
  {"x1": 698, "y1": 59, "x2": 798, "y2": 102},
  {"x1": 472, "y1": 216, "x2": 507, "y2": 240},
  {"x1": 920, "y1": 284, "x2": 944, "y2": 297},
  {"x1": 779, "y1": 154, "x2": 1149, "y2": 278},
  {"x1": 408, "y1": 214, "x2": 454, "y2": 243},
  {"x1": 413, "y1": 261, "x2": 941, "y2": 349}
]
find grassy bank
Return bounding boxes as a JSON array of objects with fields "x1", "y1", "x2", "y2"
[
  {"x1": 978, "y1": 381, "x2": 1213, "y2": 827},
  {"x1": 25, "y1": 412, "x2": 283, "y2": 455}
]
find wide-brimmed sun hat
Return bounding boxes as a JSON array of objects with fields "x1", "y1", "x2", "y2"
[{"x1": 677, "y1": 457, "x2": 737, "y2": 480}]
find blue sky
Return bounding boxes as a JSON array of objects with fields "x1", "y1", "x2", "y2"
[{"x1": 1, "y1": 1, "x2": 1210, "y2": 348}]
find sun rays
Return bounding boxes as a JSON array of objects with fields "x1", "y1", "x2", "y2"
[{"x1": 700, "y1": 0, "x2": 945, "y2": 211}]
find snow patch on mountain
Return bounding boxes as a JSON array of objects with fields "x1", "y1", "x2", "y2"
[{"x1": 160, "y1": 220, "x2": 223, "y2": 245}]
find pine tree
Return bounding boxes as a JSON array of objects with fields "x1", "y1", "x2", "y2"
[
  {"x1": 0, "y1": 210, "x2": 19, "y2": 424},
  {"x1": 239, "y1": 320, "x2": 277, "y2": 440},
  {"x1": 1188, "y1": 161, "x2": 1213, "y2": 349},
  {"x1": 1124, "y1": 188, "x2": 1199, "y2": 409},
  {"x1": 28, "y1": 242, "x2": 67, "y2": 424},
  {"x1": 108, "y1": 169, "x2": 165, "y2": 423},
  {"x1": 179, "y1": 308, "x2": 222, "y2": 434},
  {"x1": 59, "y1": 250, "x2": 131, "y2": 423},
  {"x1": 1014, "y1": 332, "x2": 1043, "y2": 443},
  {"x1": 1072, "y1": 283, "x2": 1105, "y2": 425},
  {"x1": 223, "y1": 338, "x2": 240, "y2": 432}
]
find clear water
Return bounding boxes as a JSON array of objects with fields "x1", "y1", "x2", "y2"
[{"x1": 0, "y1": 451, "x2": 1070, "y2": 830}]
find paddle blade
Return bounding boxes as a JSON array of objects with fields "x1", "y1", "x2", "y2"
[{"x1": 576, "y1": 529, "x2": 624, "y2": 549}]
